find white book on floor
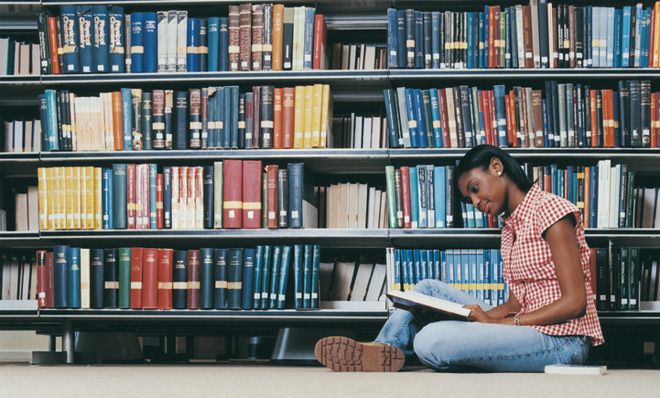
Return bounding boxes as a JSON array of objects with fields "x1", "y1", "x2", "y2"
[{"x1": 544, "y1": 364, "x2": 607, "y2": 375}]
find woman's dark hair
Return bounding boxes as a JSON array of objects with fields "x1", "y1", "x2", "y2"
[{"x1": 452, "y1": 145, "x2": 533, "y2": 202}]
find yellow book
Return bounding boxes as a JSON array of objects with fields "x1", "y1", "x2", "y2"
[
  {"x1": 65, "y1": 167, "x2": 75, "y2": 229},
  {"x1": 303, "y1": 85, "x2": 314, "y2": 148},
  {"x1": 293, "y1": 85, "x2": 305, "y2": 148},
  {"x1": 57, "y1": 167, "x2": 66, "y2": 230},
  {"x1": 86, "y1": 166, "x2": 95, "y2": 230},
  {"x1": 311, "y1": 84, "x2": 323, "y2": 147},
  {"x1": 95, "y1": 167, "x2": 102, "y2": 230},
  {"x1": 319, "y1": 84, "x2": 331, "y2": 148},
  {"x1": 37, "y1": 167, "x2": 48, "y2": 231},
  {"x1": 74, "y1": 167, "x2": 82, "y2": 230},
  {"x1": 48, "y1": 168, "x2": 56, "y2": 230}
]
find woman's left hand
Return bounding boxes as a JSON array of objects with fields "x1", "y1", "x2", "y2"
[{"x1": 464, "y1": 305, "x2": 497, "y2": 324}]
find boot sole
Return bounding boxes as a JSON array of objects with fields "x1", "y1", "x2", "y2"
[{"x1": 314, "y1": 336, "x2": 405, "y2": 372}]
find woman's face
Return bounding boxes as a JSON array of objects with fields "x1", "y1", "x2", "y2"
[{"x1": 457, "y1": 157, "x2": 507, "y2": 216}]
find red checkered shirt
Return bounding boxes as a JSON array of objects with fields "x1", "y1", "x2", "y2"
[{"x1": 501, "y1": 184, "x2": 604, "y2": 346}]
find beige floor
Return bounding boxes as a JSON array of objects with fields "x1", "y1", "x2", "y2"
[{"x1": 0, "y1": 364, "x2": 659, "y2": 398}]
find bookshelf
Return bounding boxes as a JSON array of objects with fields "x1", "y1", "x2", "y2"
[{"x1": 1, "y1": 0, "x2": 660, "y2": 365}]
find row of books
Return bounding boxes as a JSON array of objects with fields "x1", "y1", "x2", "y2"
[
  {"x1": 386, "y1": 248, "x2": 508, "y2": 307},
  {"x1": 23, "y1": 245, "x2": 321, "y2": 310},
  {"x1": 38, "y1": 85, "x2": 332, "y2": 152},
  {"x1": 323, "y1": 261, "x2": 387, "y2": 302},
  {"x1": 3, "y1": 120, "x2": 42, "y2": 153},
  {"x1": 329, "y1": 43, "x2": 388, "y2": 71},
  {"x1": 0, "y1": 38, "x2": 40, "y2": 76},
  {"x1": 13, "y1": 188, "x2": 39, "y2": 232},
  {"x1": 332, "y1": 114, "x2": 387, "y2": 150},
  {"x1": 322, "y1": 183, "x2": 386, "y2": 230},
  {"x1": 383, "y1": 80, "x2": 660, "y2": 149},
  {"x1": 0, "y1": 253, "x2": 38, "y2": 301},
  {"x1": 36, "y1": 161, "x2": 315, "y2": 231},
  {"x1": 387, "y1": 2, "x2": 660, "y2": 69},
  {"x1": 39, "y1": 4, "x2": 326, "y2": 74}
]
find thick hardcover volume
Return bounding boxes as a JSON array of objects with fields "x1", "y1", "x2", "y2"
[
  {"x1": 60, "y1": 6, "x2": 79, "y2": 73},
  {"x1": 92, "y1": 5, "x2": 110, "y2": 73},
  {"x1": 186, "y1": 17, "x2": 200, "y2": 72},
  {"x1": 228, "y1": 5, "x2": 240, "y2": 71},
  {"x1": 272, "y1": 4, "x2": 284, "y2": 70},
  {"x1": 130, "y1": 12, "x2": 145, "y2": 73},
  {"x1": 200, "y1": 248, "x2": 214, "y2": 309},
  {"x1": 46, "y1": 16, "x2": 61, "y2": 74},
  {"x1": 199, "y1": 18, "x2": 208, "y2": 71},
  {"x1": 259, "y1": 246, "x2": 272, "y2": 308},
  {"x1": 90, "y1": 249, "x2": 104, "y2": 309},
  {"x1": 174, "y1": 90, "x2": 188, "y2": 149},
  {"x1": 152, "y1": 90, "x2": 165, "y2": 149},
  {"x1": 117, "y1": 248, "x2": 131, "y2": 308},
  {"x1": 310, "y1": 244, "x2": 320, "y2": 308},
  {"x1": 252, "y1": 86, "x2": 262, "y2": 148},
  {"x1": 287, "y1": 163, "x2": 304, "y2": 228},
  {"x1": 36, "y1": 250, "x2": 48, "y2": 308},
  {"x1": 282, "y1": 87, "x2": 295, "y2": 148},
  {"x1": 130, "y1": 247, "x2": 143, "y2": 309},
  {"x1": 124, "y1": 13, "x2": 131, "y2": 72},
  {"x1": 282, "y1": 8, "x2": 294, "y2": 70},
  {"x1": 241, "y1": 248, "x2": 256, "y2": 310},
  {"x1": 103, "y1": 249, "x2": 118, "y2": 308},
  {"x1": 277, "y1": 168, "x2": 289, "y2": 228},
  {"x1": 212, "y1": 162, "x2": 223, "y2": 228},
  {"x1": 293, "y1": 245, "x2": 303, "y2": 308},
  {"x1": 214, "y1": 249, "x2": 228, "y2": 309},
  {"x1": 140, "y1": 248, "x2": 158, "y2": 309},
  {"x1": 45, "y1": 252, "x2": 55, "y2": 308},
  {"x1": 302, "y1": 244, "x2": 312, "y2": 308},
  {"x1": 400, "y1": 167, "x2": 412, "y2": 228},
  {"x1": 227, "y1": 248, "x2": 244, "y2": 309},
  {"x1": 157, "y1": 248, "x2": 173, "y2": 309},
  {"x1": 157, "y1": 11, "x2": 168, "y2": 72},
  {"x1": 277, "y1": 246, "x2": 291, "y2": 309},
  {"x1": 112, "y1": 164, "x2": 127, "y2": 229},
  {"x1": 263, "y1": 4, "x2": 273, "y2": 70},
  {"x1": 253, "y1": 246, "x2": 264, "y2": 309},
  {"x1": 312, "y1": 14, "x2": 326, "y2": 69},
  {"x1": 189, "y1": 89, "x2": 202, "y2": 148},
  {"x1": 260, "y1": 86, "x2": 274, "y2": 148},
  {"x1": 187, "y1": 250, "x2": 201, "y2": 310},
  {"x1": 251, "y1": 4, "x2": 264, "y2": 70},
  {"x1": 219, "y1": 17, "x2": 229, "y2": 71},
  {"x1": 223, "y1": 159, "x2": 243, "y2": 228},
  {"x1": 131, "y1": 89, "x2": 143, "y2": 149},
  {"x1": 120, "y1": 88, "x2": 133, "y2": 149},
  {"x1": 273, "y1": 88, "x2": 283, "y2": 148},
  {"x1": 141, "y1": 92, "x2": 153, "y2": 149},
  {"x1": 303, "y1": 7, "x2": 315, "y2": 70},
  {"x1": 208, "y1": 17, "x2": 220, "y2": 71},
  {"x1": 54, "y1": 245, "x2": 69, "y2": 308},
  {"x1": 243, "y1": 160, "x2": 263, "y2": 228},
  {"x1": 143, "y1": 12, "x2": 157, "y2": 73},
  {"x1": 77, "y1": 6, "x2": 94, "y2": 73},
  {"x1": 67, "y1": 246, "x2": 81, "y2": 309},
  {"x1": 163, "y1": 166, "x2": 172, "y2": 228},
  {"x1": 239, "y1": 4, "x2": 252, "y2": 71},
  {"x1": 172, "y1": 250, "x2": 188, "y2": 309},
  {"x1": 266, "y1": 165, "x2": 279, "y2": 229},
  {"x1": 203, "y1": 165, "x2": 214, "y2": 229},
  {"x1": 176, "y1": 11, "x2": 188, "y2": 72},
  {"x1": 111, "y1": 91, "x2": 124, "y2": 150},
  {"x1": 166, "y1": 11, "x2": 177, "y2": 72},
  {"x1": 268, "y1": 246, "x2": 281, "y2": 309},
  {"x1": 126, "y1": 164, "x2": 136, "y2": 229}
]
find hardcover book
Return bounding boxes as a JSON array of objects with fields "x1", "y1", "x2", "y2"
[{"x1": 386, "y1": 289, "x2": 471, "y2": 320}]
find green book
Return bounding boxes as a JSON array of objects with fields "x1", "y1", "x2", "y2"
[
  {"x1": 385, "y1": 166, "x2": 397, "y2": 228},
  {"x1": 118, "y1": 247, "x2": 131, "y2": 309}
]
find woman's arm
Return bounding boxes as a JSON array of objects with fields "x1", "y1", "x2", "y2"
[
  {"x1": 485, "y1": 292, "x2": 521, "y2": 320},
  {"x1": 468, "y1": 215, "x2": 587, "y2": 325}
]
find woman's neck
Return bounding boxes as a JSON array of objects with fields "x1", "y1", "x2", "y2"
[{"x1": 504, "y1": 184, "x2": 527, "y2": 216}]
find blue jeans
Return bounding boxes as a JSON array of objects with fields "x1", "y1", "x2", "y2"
[{"x1": 375, "y1": 279, "x2": 591, "y2": 372}]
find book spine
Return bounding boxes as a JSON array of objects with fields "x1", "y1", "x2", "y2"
[
  {"x1": 176, "y1": 11, "x2": 188, "y2": 72},
  {"x1": 117, "y1": 247, "x2": 130, "y2": 308},
  {"x1": 241, "y1": 248, "x2": 255, "y2": 310},
  {"x1": 142, "y1": 12, "x2": 157, "y2": 73},
  {"x1": 129, "y1": 247, "x2": 143, "y2": 308},
  {"x1": 227, "y1": 248, "x2": 244, "y2": 309},
  {"x1": 172, "y1": 250, "x2": 187, "y2": 309},
  {"x1": 174, "y1": 90, "x2": 188, "y2": 149},
  {"x1": 239, "y1": 4, "x2": 252, "y2": 71},
  {"x1": 208, "y1": 17, "x2": 220, "y2": 72},
  {"x1": 77, "y1": 6, "x2": 94, "y2": 73},
  {"x1": 130, "y1": 12, "x2": 144, "y2": 73},
  {"x1": 156, "y1": 248, "x2": 173, "y2": 309},
  {"x1": 199, "y1": 18, "x2": 208, "y2": 71},
  {"x1": 60, "y1": 6, "x2": 80, "y2": 73},
  {"x1": 260, "y1": 86, "x2": 274, "y2": 148},
  {"x1": 214, "y1": 248, "x2": 227, "y2": 309},
  {"x1": 203, "y1": 165, "x2": 214, "y2": 229},
  {"x1": 92, "y1": 6, "x2": 110, "y2": 73},
  {"x1": 219, "y1": 17, "x2": 229, "y2": 71},
  {"x1": 186, "y1": 17, "x2": 200, "y2": 72},
  {"x1": 186, "y1": 250, "x2": 200, "y2": 309},
  {"x1": 140, "y1": 248, "x2": 157, "y2": 309},
  {"x1": 103, "y1": 249, "x2": 118, "y2": 308},
  {"x1": 199, "y1": 248, "x2": 214, "y2": 309},
  {"x1": 45, "y1": 15, "x2": 60, "y2": 75},
  {"x1": 251, "y1": 4, "x2": 264, "y2": 71},
  {"x1": 287, "y1": 163, "x2": 304, "y2": 228},
  {"x1": 189, "y1": 89, "x2": 202, "y2": 149},
  {"x1": 242, "y1": 160, "x2": 263, "y2": 229},
  {"x1": 223, "y1": 159, "x2": 243, "y2": 228}
]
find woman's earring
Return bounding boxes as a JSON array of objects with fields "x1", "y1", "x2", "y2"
[{"x1": 498, "y1": 171, "x2": 502, "y2": 176}]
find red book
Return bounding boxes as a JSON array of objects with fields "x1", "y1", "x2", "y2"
[
  {"x1": 36, "y1": 250, "x2": 48, "y2": 308},
  {"x1": 186, "y1": 250, "x2": 200, "y2": 309},
  {"x1": 157, "y1": 248, "x2": 173, "y2": 310},
  {"x1": 141, "y1": 248, "x2": 158, "y2": 309},
  {"x1": 187, "y1": 166, "x2": 196, "y2": 228},
  {"x1": 480, "y1": 91, "x2": 492, "y2": 146},
  {"x1": 252, "y1": 86, "x2": 261, "y2": 148},
  {"x1": 265, "y1": 165, "x2": 279, "y2": 229},
  {"x1": 273, "y1": 88, "x2": 283, "y2": 148},
  {"x1": 505, "y1": 92, "x2": 516, "y2": 147},
  {"x1": 46, "y1": 16, "x2": 61, "y2": 75},
  {"x1": 656, "y1": 93, "x2": 660, "y2": 148},
  {"x1": 156, "y1": 173, "x2": 164, "y2": 229},
  {"x1": 127, "y1": 164, "x2": 136, "y2": 229},
  {"x1": 437, "y1": 88, "x2": 450, "y2": 148},
  {"x1": 223, "y1": 160, "x2": 243, "y2": 228},
  {"x1": 651, "y1": 92, "x2": 657, "y2": 148},
  {"x1": 312, "y1": 14, "x2": 326, "y2": 69},
  {"x1": 130, "y1": 248, "x2": 143, "y2": 309},
  {"x1": 178, "y1": 166, "x2": 188, "y2": 228},
  {"x1": 46, "y1": 252, "x2": 54, "y2": 308},
  {"x1": 238, "y1": 4, "x2": 252, "y2": 71},
  {"x1": 282, "y1": 87, "x2": 295, "y2": 148},
  {"x1": 400, "y1": 167, "x2": 412, "y2": 229},
  {"x1": 488, "y1": 90, "x2": 498, "y2": 146},
  {"x1": 602, "y1": 90, "x2": 615, "y2": 148},
  {"x1": 242, "y1": 160, "x2": 263, "y2": 229},
  {"x1": 590, "y1": 90, "x2": 598, "y2": 148},
  {"x1": 488, "y1": 6, "x2": 497, "y2": 68}
]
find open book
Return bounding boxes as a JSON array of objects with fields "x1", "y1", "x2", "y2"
[{"x1": 386, "y1": 290, "x2": 472, "y2": 320}]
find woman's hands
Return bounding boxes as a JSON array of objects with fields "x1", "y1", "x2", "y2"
[{"x1": 464, "y1": 305, "x2": 514, "y2": 325}]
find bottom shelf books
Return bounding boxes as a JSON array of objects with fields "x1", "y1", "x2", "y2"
[{"x1": 29, "y1": 244, "x2": 321, "y2": 311}]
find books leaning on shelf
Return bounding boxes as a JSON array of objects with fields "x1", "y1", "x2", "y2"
[
  {"x1": 3, "y1": 119, "x2": 42, "y2": 153},
  {"x1": 28, "y1": 244, "x2": 321, "y2": 310},
  {"x1": 0, "y1": 37, "x2": 40, "y2": 76},
  {"x1": 330, "y1": 43, "x2": 388, "y2": 70},
  {"x1": 13, "y1": 187, "x2": 39, "y2": 232},
  {"x1": 320, "y1": 260, "x2": 387, "y2": 302},
  {"x1": 386, "y1": 289, "x2": 472, "y2": 320},
  {"x1": 321, "y1": 182, "x2": 387, "y2": 229},
  {"x1": 38, "y1": 85, "x2": 332, "y2": 151},
  {"x1": 332, "y1": 114, "x2": 388, "y2": 149},
  {"x1": 384, "y1": 81, "x2": 660, "y2": 149},
  {"x1": 38, "y1": 4, "x2": 327, "y2": 74},
  {"x1": 387, "y1": 2, "x2": 660, "y2": 69},
  {"x1": 37, "y1": 161, "x2": 318, "y2": 231},
  {"x1": 0, "y1": 252, "x2": 38, "y2": 301}
]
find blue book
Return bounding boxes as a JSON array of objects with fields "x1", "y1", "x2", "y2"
[
  {"x1": 199, "y1": 18, "x2": 208, "y2": 71},
  {"x1": 60, "y1": 6, "x2": 80, "y2": 73},
  {"x1": 416, "y1": 166, "x2": 428, "y2": 228},
  {"x1": 466, "y1": 12, "x2": 474, "y2": 69},
  {"x1": 207, "y1": 17, "x2": 220, "y2": 71},
  {"x1": 383, "y1": 89, "x2": 402, "y2": 148},
  {"x1": 302, "y1": 244, "x2": 312, "y2": 308},
  {"x1": 414, "y1": 11, "x2": 424, "y2": 68},
  {"x1": 260, "y1": 246, "x2": 272, "y2": 309},
  {"x1": 396, "y1": 10, "x2": 406, "y2": 68},
  {"x1": 409, "y1": 166, "x2": 419, "y2": 228},
  {"x1": 433, "y1": 167, "x2": 446, "y2": 228},
  {"x1": 478, "y1": 12, "x2": 486, "y2": 68},
  {"x1": 493, "y1": 85, "x2": 508, "y2": 147},
  {"x1": 242, "y1": 248, "x2": 256, "y2": 310},
  {"x1": 414, "y1": 89, "x2": 429, "y2": 147},
  {"x1": 508, "y1": 9, "x2": 517, "y2": 69},
  {"x1": 621, "y1": 7, "x2": 632, "y2": 68},
  {"x1": 224, "y1": 87, "x2": 234, "y2": 148},
  {"x1": 405, "y1": 250, "x2": 414, "y2": 289},
  {"x1": 111, "y1": 164, "x2": 127, "y2": 229},
  {"x1": 120, "y1": 88, "x2": 133, "y2": 149},
  {"x1": 412, "y1": 249, "x2": 421, "y2": 285},
  {"x1": 461, "y1": 250, "x2": 470, "y2": 296},
  {"x1": 109, "y1": 6, "x2": 125, "y2": 73},
  {"x1": 606, "y1": 8, "x2": 615, "y2": 68},
  {"x1": 634, "y1": 5, "x2": 643, "y2": 68},
  {"x1": 77, "y1": 6, "x2": 94, "y2": 73},
  {"x1": 215, "y1": 87, "x2": 225, "y2": 148},
  {"x1": 187, "y1": 17, "x2": 200, "y2": 72},
  {"x1": 227, "y1": 248, "x2": 243, "y2": 309},
  {"x1": 149, "y1": 164, "x2": 157, "y2": 228},
  {"x1": 432, "y1": 249, "x2": 440, "y2": 280},
  {"x1": 404, "y1": 88, "x2": 419, "y2": 147},
  {"x1": 429, "y1": 89, "x2": 443, "y2": 147},
  {"x1": 399, "y1": 250, "x2": 407, "y2": 290},
  {"x1": 483, "y1": 6, "x2": 489, "y2": 68},
  {"x1": 213, "y1": 248, "x2": 227, "y2": 309},
  {"x1": 420, "y1": 250, "x2": 428, "y2": 281},
  {"x1": 92, "y1": 5, "x2": 110, "y2": 73},
  {"x1": 483, "y1": 250, "x2": 491, "y2": 306},
  {"x1": 199, "y1": 248, "x2": 214, "y2": 309},
  {"x1": 130, "y1": 12, "x2": 145, "y2": 73},
  {"x1": 102, "y1": 168, "x2": 112, "y2": 229},
  {"x1": 476, "y1": 249, "x2": 484, "y2": 302},
  {"x1": 431, "y1": 11, "x2": 440, "y2": 68},
  {"x1": 310, "y1": 245, "x2": 320, "y2": 308},
  {"x1": 393, "y1": 249, "x2": 402, "y2": 291},
  {"x1": 143, "y1": 12, "x2": 158, "y2": 73},
  {"x1": 613, "y1": 9, "x2": 622, "y2": 68},
  {"x1": 303, "y1": 7, "x2": 315, "y2": 70},
  {"x1": 53, "y1": 245, "x2": 69, "y2": 308},
  {"x1": 219, "y1": 17, "x2": 229, "y2": 71},
  {"x1": 293, "y1": 245, "x2": 303, "y2": 308},
  {"x1": 269, "y1": 246, "x2": 281, "y2": 309},
  {"x1": 44, "y1": 90, "x2": 59, "y2": 151},
  {"x1": 277, "y1": 246, "x2": 292, "y2": 309},
  {"x1": 387, "y1": 9, "x2": 398, "y2": 68},
  {"x1": 163, "y1": 167, "x2": 172, "y2": 229},
  {"x1": 253, "y1": 246, "x2": 263, "y2": 309},
  {"x1": 452, "y1": 250, "x2": 461, "y2": 287},
  {"x1": 422, "y1": 12, "x2": 431, "y2": 68},
  {"x1": 542, "y1": 99, "x2": 549, "y2": 147},
  {"x1": 68, "y1": 246, "x2": 81, "y2": 309},
  {"x1": 287, "y1": 163, "x2": 305, "y2": 228}
]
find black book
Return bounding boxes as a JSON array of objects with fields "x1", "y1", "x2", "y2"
[
  {"x1": 164, "y1": 90, "x2": 174, "y2": 149},
  {"x1": 260, "y1": 85, "x2": 274, "y2": 148},
  {"x1": 282, "y1": 9, "x2": 293, "y2": 70},
  {"x1": 37, "y1": 13, "x2": 50, "y2": 74},
  {"x1": 214, "y1": 248, "x2": 228, "y2": 309},
  {"x1": 90, "y1": 248, "x2": 105, "y2": 309},
  {"x1": 174, "y1": 90, "x2": 188, "y2": 149},
  {"x1": 172, "y1": 250, "x2": 188, "y2": 309},
  {"x1": 640, "y1": 80, "x2": 651, "y2": 147},
  {"x1": 227, "y1": 248, "x2": 243, "y2": 309},
  {"x1": 277, "y1": 168, "x2": 288, "y2": 228},
  {"x1": 55, "y1": 91, "x2": 65, "y2": 151},
  {"x1": 405, "y1": 9, "x2": 415, "y2": 68},
  {"x1": 459, "y1": 86, "x2": 473, "y2": 148},
  {"x1": 252, "y1": 86, "x2": 261, "y2": 148},
  {"x1": 203, "y1": 165, "x2": 214, "y2": 229},
  {"x1": 244, "y1": 91, "x2": 254, "y2": 148},
  {"x1": 420, "y1": 90, "x2": 434, "y2": 147},
  {"x1": 199, "y1": 18, "x2": 208, "y2": 72},
  {"x1": 574, "y1": 6, "x2": 583, "y2": 68},
  {"x1": 103, "y1": 248, "x2": 118, "y2": 308},
  {"x1": 423, "y1": 12, "x2": 432, "y2": 69},
  {"x1": 263, "y1": 4, "x2": 273, "y2": 70},
  {"x1": 238, "y1": 93, "x2": 246, "y2": 148},
  {"x1": 141, "y1": 91, "x2": 153, "y2": 150},
  {"x1": 629, "y1": 80, "x2": 641, "y2": 147},
  {"x1": 544, "y1": 81, "x2": 555, "y2": 147},
  {"x1": 241, "y1": 248, "x2": 255, "y2": 310},
  {"x1": 596, "y1": 247, "x2": 609, "y2": 310},
  {"x1": 619, "y1": 81, "x2": 630, "y2": 147},
  {"x1": 199, "y1": 248, "x2": 214, "y2": 309}
]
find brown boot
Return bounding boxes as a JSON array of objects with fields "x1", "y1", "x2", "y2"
[{"x1": 314, "y1": 336, "x2": 405, "y2": 372}]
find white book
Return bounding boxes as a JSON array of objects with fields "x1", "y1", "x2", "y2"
[
  {"x1": 357, "y1": 183, "x2": 368, "y2": 229},
  {"x1": 331, "y1": 261, "x2": 356, "y2": 301},
  {"x1": 367, "y1": 186, "x2": 377, "y2": 229},
  {"x1": 31, "y1": 43, "x2": 40, "y2": 75},
  {"x1": 547, "y1": 2, "x2": 556, "y2": 67},
  {"x1": 14, "y1": 193, "x2": 28, "y2": 231},
  {"x1": 80, "y1": 248, "x2": 90, "y2": 309},
  {"x1": 530, "y1": 0, "x2": 540, "y2": 68},
  {"x1": 167, "y1": 11, "x2": 178, "y2": 72},
  {"x1": 13, "y1": 120, "x2": 23, "y2": 153},
  {"x1": 371, "y1": 116, "x2": 382, "y2": 148},
  {"x1": 33, "y1": 118, "x2": 41, "y2": 152},
  {"x1": 347, "y1": 183, "x2": 358, "y2": 229},
  {"x1": 0, "y1": 37, "x2": 8, "y2": 74},
  {"x1": 27, "y1": 186, "x2": 38, "y2": 231},
  {"x1": 176, "y1": 10, "x2": 188, "y2": 72},
  {"x1": 9, "y1": 257, "x2": 19, "y2": 299},
  {"x1": 592, "y1": 7, "x2": 600, "y2": 67},
  {"x1": 292, "y1": 6, "x2": 305, "y2": 70},
  {"x1": 516, "y1": 5, "x2": 525, "y2": 68},
  {"x1": 157, "y1": 11, "x2": 169, "y2": 72},
  {"x1": 426, "y1": 164, "x2": 435, "y2": 228},
  {"x1": 596, "y1": 160, "x2": 610, "y2": 228},
  {"x1": 362, "y1": 116, "x2": 372, "y2": 149},
  {"x1": 350, "y1": 263, "x2": 374, "y2": 301},
  {"x1": 395, "y1": 87, "x2": 411, "y2": 147},
  {"x1": 364, "y1": 45, "x2": 376, "y2": 70},
  {"x1": 365, "y1": 263, "x2": 387, "y2": 301},
  {"x1": 348, "y1": 44, "x2": 356, "y2": 70},
  {"x1": 387, "y1": 289, "x2": 472, "y2": 319},
  {"x1": 654, "y1": 188, "x2": 660, "y2": 229},
  {"x1": 213, "y1": 161, "x2": 223, "y2": 228},
  {"x1": 610, "y1": 164, "x2": 620, "y2": 229},
  {"x1": 4, "y1": 120, "x2": 13, "y2": 151},
  {"x1": 24, "y1": 120, "x2": 33, "y2": 152},
  {"x1": 544, "y1": 364, "x2": 607, "y2": 376},
  {"x1": 20, "y1": 260, "x2": 30, "y2": 300},
  {"x1": 353, "y1": 116, "x2": 363, "y2": 149}
]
